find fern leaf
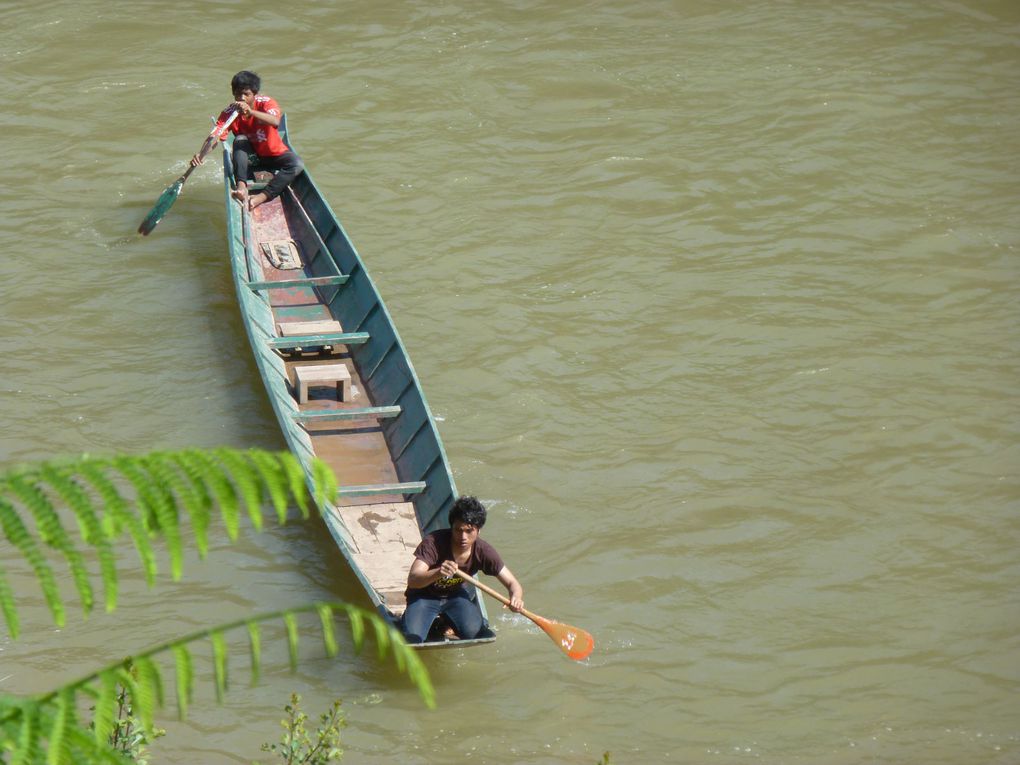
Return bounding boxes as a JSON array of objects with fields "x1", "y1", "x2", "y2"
[
  {"x1": 246, "y1": 620, "x2": 262, "y2": 686},
  {"x1": 213, "y1": 448, "x2": 264, "y2": 532},
  {"x1": 0, "y1": 498, "x2": 65, "y2": 627},
  {"x1": 172, "y1": 644, "x2": 193, "y2": 720},
  {"x1": 144, "y1": 453, "x2": 209, "y2": 559},
  {"x1": 284, "y1": 611, "x2": 300, "y2": 672},
  {"x1": 317, "y1": 604, "x2": 338, "y2": 658},
  {"x1": 211, "y1": 631, "x2": 228, "y2": 703},
  {"x1": 133, "y1": 656, "x2": 164, "y2": 709},
  {"x1": 311, "y1": 458, "x2": 338, "y2": 512},
  {"x1": 46, "y1": 689, "x2": 75, "y2": 765},
  {"x1": 347, "y1": 606, "x2": 365, "y2": 652},
  {"x1": 76, "y1": 461, "x2": 158, "y2": 587},
  {"x1": 39, "y1": 466, "x2": 119, "y2": 613},
  {"x1": 246, "y1": 449, "x2": 290, "y2": 523},
  {"x1": 0, "y1": 561, "x2": 20, "y2": 638},
  {"x1": 171, "y1": 450, "x2": 215, "y2": 557},
  {"x1": 400, "y1": 641, "x2": 436, "y2": 710},
  {"x1": 92, "y1": 672, "x2": 118, "y2": 744},
  {"x1": 6, "y1": 476, "x2": 95, "y2": 616},
  {"x1": 13, "y1": 701, "x2": 41, "y2": 765},
  {"x1": 279, "y1": 451, "x2": 310, "y2": 518},
  {"x1": 187, "y1": 450, "x2": 242, "y2": 540},
  {"x1": 114, "y1": 457, "x2": 183, "y2": 580},
  {"x1": 368, "y1": 610, "x2": 392, "y2": 661}
]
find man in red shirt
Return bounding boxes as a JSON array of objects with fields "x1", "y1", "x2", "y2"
[{"x1": 191, "y1": 70, "x2": 303, "y2": 210}]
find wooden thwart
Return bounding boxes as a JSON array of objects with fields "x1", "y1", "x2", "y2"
[
  {"x1": 293, "y1": 405, "x2": 401, "y2": 423},
  {"x1": 270, "y1": 332, "x2": 369, "y2": 350},
  {"x1": 337, "y1": 481, "x2": 427, "y2": 497},
  {"x1": 247, "y1": 275, "x2": 348, "y2": 292}
]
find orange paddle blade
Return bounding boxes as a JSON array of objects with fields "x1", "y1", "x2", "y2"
[{"x1": 533, "y1": 615, "x2": 595, "y2": 661}]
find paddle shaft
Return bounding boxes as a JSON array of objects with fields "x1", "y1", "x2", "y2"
[
  {"x1": 457, "y1": 568, "x2": 595, "y2": 660},
  {"x1": 456, "y1": 569, "x2": 534, "y2": 620},
  {"x1": 185, "y1": 108, "x2": 241, "y2": 179}
]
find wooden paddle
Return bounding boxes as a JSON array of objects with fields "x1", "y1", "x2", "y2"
[
  {"x1": 457, "y1": 569, "x2": 594, "y2": 661},
  {"x1": 137, "y1": 107, "x2": 240, "y2": 236}
]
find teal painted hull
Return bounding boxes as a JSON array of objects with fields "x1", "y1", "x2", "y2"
[{"x1": 220, "y1": 117, "x2": 493, "y2": 648}]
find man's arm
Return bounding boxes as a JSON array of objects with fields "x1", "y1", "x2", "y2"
[
  {"x1": 407, "y1": 557, "x2": 459, "y2": 590},
  {"x1": 496, "y1": 566, "x2": 524, "y2": 612},
  {"x1": 236, "y1": 99, "x2": 281, "y2": 127}
]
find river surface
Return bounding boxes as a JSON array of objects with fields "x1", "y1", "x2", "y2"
[{"x1": 1, "y1": 1, "x2": 1018, "y2": 763}]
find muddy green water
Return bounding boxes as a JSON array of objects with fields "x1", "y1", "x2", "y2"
[{"x1": 1, "y1": 1, "x2": 1018, "y2": 763}]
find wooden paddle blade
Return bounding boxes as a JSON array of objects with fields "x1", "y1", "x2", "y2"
[
  {"x1": 533, "y1": 615, "x2": 595, "y2": 661},
  {"x1": 137, "y1": 179, "x2": 184, "y2": 235}
]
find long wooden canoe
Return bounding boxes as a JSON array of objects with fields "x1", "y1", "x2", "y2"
[{"x1": 220, "y1": 117, "x2": 494, "y2": 648}]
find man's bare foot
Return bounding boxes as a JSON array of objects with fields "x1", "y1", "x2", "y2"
[
  {"x1": 248, "y1": 192, "x2": 269, "y2": 210},
  {"x1": 231, "y1": 184, "x2": 248, "y2": 205}
]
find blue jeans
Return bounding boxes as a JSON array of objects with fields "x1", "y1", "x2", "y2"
[{"x1": 401, "y1": 589, "x2": 490, "y2": 643}]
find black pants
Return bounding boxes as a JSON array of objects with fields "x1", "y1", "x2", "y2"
[{"x1": 233, "y1": 136, "x2": 304, "y2": 202}]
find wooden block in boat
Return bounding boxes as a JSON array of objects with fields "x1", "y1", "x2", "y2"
[{"x1": 294, "y1": 362, "x2": 351, "y2": 403}]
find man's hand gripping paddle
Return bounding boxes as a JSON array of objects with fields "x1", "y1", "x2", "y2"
[
  {"x1": 457, "y1": 569, "x2": 594, "y2": 661},
  {"x1": 137, "y1": 108, "x2": 240, "y2": 236}
]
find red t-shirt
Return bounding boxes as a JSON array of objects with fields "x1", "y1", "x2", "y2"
[
  {"x1": 405, "y1": 529, "x2": 505, "y2": 598},
  {"x1": 217, "y1": 95, "x2": 288, "y2": 157}
]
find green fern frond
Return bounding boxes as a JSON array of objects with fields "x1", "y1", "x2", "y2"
[
  {"x1": 246, "y1": 620, "x2": 262, "y2": 686},
  {"x1": 0, "y1": 497, "x2": 64, "y2": 630},
  {"x1": 317, "y1": 604, "x2": 338, "y2": 657},
  {"x1": 184, "y1": 449, "x2": 242, "y2": 540},
  {"x1": 39, "y1": 466, "x2": 119, "y2": 613},
  {"x1": 284, "y1": 611, "x2": 300, "y2": 672},
  {"x1": 46, "y1": 689, "x2": 75, "y2": 765},
  {"x1": 75, "y1": 461, "x2": 159, "y2": 587},
  {"x1": 281, "y1": 451, "x2": 311, "y2": 518},
  {"x1": 133, "y1": 656, "x2": 164, "y2": 710},
  {"x1": 211, "y1": 631, "x2": 228, "y2": 703},
  {"x1": 5, "y1": 600, "x2": 433, "y2": 764},
  {"x1": 113, "y1": 457, "x2": 184, "y2": 580},
  {"x1": 37, "y1": 466, "x2": 100, "y2": 544},
  {"x1": 368, "y1": 609, "x2": 394, "y2": 661},
  {"x1": 171, "y1": 450, "x2": 215, "y2": 555},
  {"x1": 0, "y1": 562, "x2": 20, "y2": 639},
  {"x1": 171, "y1": 645, "x2": 193, "y2": 720},
  {"x1": 142, "y1": 453, "x2": 209, "y2": 559},
  {"x1": 92, "y1": 671, "x2": 118, "y2": 744},
  {"x1": 213, "y1": 448, "x2": 265, "y2": 532},
  {"x1": 13, "y1": 701, "x2": 41, "y2": 765},
  {"x1": 311, "y1": 458, "x2": 338, "y2": 511},
  {"x1": 246, "y1": 449, "x2": 290, "y2": 523},
  {"x1": 346, "y1": 605, "x2": 365, "y2": 651},
  {"x1": 6, "y1": 475, "x2": 95, "y2": 617}
]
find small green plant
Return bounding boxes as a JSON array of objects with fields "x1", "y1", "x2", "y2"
[
  {"x1": 259, "y1": 693, "x2": 345, "y2": 764},
  {"x1": 90, "y1": 666, "x2": 166, "y2": 765}
]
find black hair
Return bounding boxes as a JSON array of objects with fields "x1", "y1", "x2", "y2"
[
  {"x1": 231, "y1": 70, "x2": 261, "y2": 94},
  {"x1": 448, "y1": 495, "x2": 487, "y2": 529}
]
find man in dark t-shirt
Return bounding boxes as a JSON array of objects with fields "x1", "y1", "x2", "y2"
[{"x1": 401, "y1": 496, "x2": 524, "y2": 643}]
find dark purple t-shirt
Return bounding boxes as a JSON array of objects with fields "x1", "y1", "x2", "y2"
[{"x1": 405, "y1": 529, "x2": 505, "y2": 598}]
